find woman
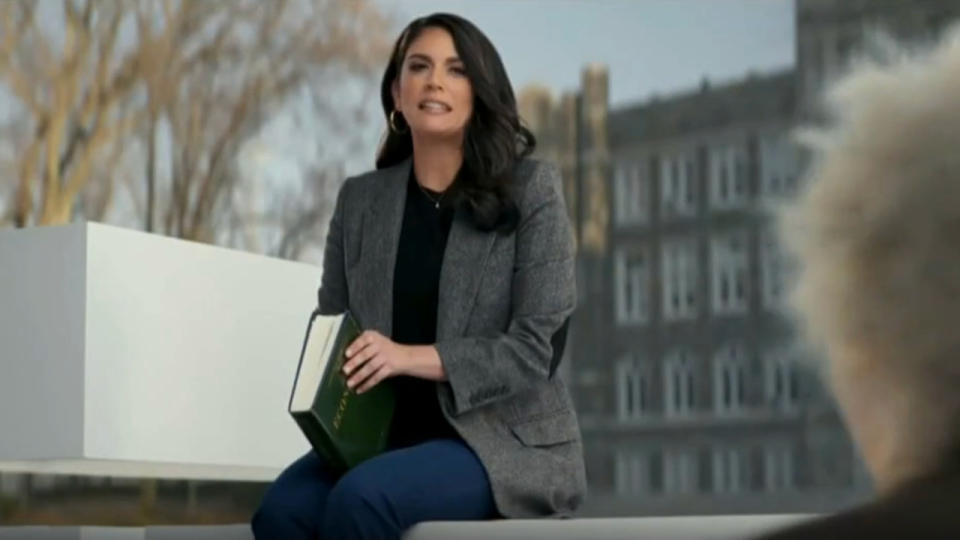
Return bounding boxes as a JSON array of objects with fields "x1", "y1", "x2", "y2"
[
  {"x1": 252, "y1": 13, "x2": 585, "y2": 540},
  {"x1": 756, "y1": 27, "x2": 960, "y2": 539}
]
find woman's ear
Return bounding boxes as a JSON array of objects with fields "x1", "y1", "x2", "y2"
[{"x1": 391, "y1": 79, "x2": 402, "y2": 113}]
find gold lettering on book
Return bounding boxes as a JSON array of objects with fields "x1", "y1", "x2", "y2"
[
  {"x1": 332, "y1": 387, "x2": 350, "y2": 432},
  {"x1": 331, "y1": 336, "x2": 351, "y2": 432}
]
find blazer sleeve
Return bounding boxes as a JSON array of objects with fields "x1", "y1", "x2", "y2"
[
  {"x1": 316, "y1": 178, "x2": 350, "y2": 315},
  {"x1": 434, "y1": 162, "x2": 576, "y2": 415}
]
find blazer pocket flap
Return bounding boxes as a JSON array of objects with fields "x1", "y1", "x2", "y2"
[{"x1": 509, "y1": 411, "x2": 580, "y2": 447}]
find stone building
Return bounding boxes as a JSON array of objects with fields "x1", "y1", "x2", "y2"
[{"x1": 520, "y1": 0, "x2": 960, "y2": 516}]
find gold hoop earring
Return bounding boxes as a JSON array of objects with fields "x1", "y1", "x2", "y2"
[{"x1": 389, "y1": 110, "x2": 408, "y2": 134}]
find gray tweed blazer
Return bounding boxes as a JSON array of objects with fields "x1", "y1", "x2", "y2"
[{"x1": 315, "y1": 157, "x2": 586, "y2": 518}]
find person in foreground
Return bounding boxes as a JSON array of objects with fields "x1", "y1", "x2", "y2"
[
  {"x1": 754, "y1": 26, "x2": 960, "y2": 540},
  {"x1": 251, "y1": 12, "x2": 585, "y2": 540}
]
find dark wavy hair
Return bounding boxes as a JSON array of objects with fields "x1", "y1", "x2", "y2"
[{"x1": 376, "y1": 13, "x2": 535, "y2": 233}]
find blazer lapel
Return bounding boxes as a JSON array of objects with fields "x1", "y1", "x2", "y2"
[
  {"x1": 436, "y1": 210, "x2": 497, "y2": 341},
  {"x1": 356, "y1": 159, "x2": 409, "y2": 337}
]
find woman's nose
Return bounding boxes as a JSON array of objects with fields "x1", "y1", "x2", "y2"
[{"x1": 426, "y1": 69, "x2": 443, "y2": 90}]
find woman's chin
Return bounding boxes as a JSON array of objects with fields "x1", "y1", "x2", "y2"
[{"x1": 409, "y1": 121, "x2": 466, "y2": 140}]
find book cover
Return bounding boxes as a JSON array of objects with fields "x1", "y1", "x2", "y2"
[{"x1": 288, "y1": 310, "x2": 395, "y2": 472}]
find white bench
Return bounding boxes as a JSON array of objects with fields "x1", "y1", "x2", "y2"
[
  {"x1": 0, "y1": 222, "x2": 314, "y2": 484},
  {"x1": 0, "y1": 514, "x2": 811, "y2": 539}
]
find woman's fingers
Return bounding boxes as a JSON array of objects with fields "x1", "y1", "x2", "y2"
[
  {"x1": 346, "y1": 351, "x2": 382, "y2": 390},
  {"x1": 343, "y1": 332, "x2": 379, "y2": 375},
  {"x1": 355, "y1": 361, "x2": 393, "y2": 394}
]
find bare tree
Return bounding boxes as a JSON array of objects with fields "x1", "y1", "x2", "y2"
[
  {"x1": 139, "y1": 0, "x2": 391, "y2": 244},
  {"x1": 272, "y1": 163, "x2": 344, "y2": 260},
  {"x1": 0, "y1": 0, "x2": 391, "y2": 247},
  {"x1": 0, "y1": 0, "x2": 143, "y2": 227}
]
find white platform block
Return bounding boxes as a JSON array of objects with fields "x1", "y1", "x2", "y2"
[
  {"x1": 0, "y1": 515, "x2": 813, "y2": 540},
  {"x1": 0, "y1": 527, "x2": 145, "y2": 540},
  {"x1": 0, "y1": 222, "x2": 318, "y2": 481}
]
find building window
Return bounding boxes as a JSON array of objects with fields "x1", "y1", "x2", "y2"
[
  {"x1": 926, "y1": 13, "x2": 947, "y2": 37},
  {"x1": 615, "y1": 450, "x2": 651, "y2": 495},
  {"x1": 760, "y1": 134, "x2": 801, "y2": 200},
  {"x1": 664, "y1": 350, "x2": 696, "y2": 417},
  {"x1": 614, "y1": 247, "x2": 649, "y2": 325},
  {"x1": 711, "y1": 230, "x2": 750, "y2": 314},
  {"x1": 713, "y1": 344, "x2": 747, "y2": 415},
  {"x1": 760, "y1": 229, "x2": 786, "y2": 310},
  {"x1": 663, "y1": 448, "x2": 698, "y2": 494},
  {"x1": 764, "y1": 445, "x2": 795, "y2": 492},
  {"x1": 614, "y1": 161, "x2": 649, "y2": 226},
  {"x1": 614, "y1": 164, "x2": 628, "y2": 225},
  {"x1": 765, "y1": 350, "x2": 800, "y2": 411},
  {"x1": 821, "y1": 35, "x2": 840, "y2": 84},
  {"x1": 712, "y1": 447, "x2": 748, "y2": 494},
  {"x1": 617, "y1": 358, "x2": 648, "y2": 420},
  {"x1": 660, "y1": 153, "x2": 697, "y2": 218},
  {"x1": 804, "y1": 37, "x2": 824, "y2": 99},
  {"x1": 836, "y1": 31, "x2": 860, "y2": 72},
  {"x1": 662, "y1": 237, "x2": 699, "y2": 321},
  {"x1": 709, "y1": 145, "x2": 748, "y2": 209}
]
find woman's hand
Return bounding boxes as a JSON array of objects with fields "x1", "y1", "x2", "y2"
[{"x1": 342, "y1": 330, "x2": 410, "y2": 394}]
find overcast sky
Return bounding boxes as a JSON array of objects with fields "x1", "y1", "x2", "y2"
[{"x1": 379, "y1": 0, "x2": 796, "y2": 107}]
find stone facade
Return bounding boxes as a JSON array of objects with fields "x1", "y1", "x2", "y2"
[{"x1": 521, "y1": 0, "x2": 959, "y2": 516}]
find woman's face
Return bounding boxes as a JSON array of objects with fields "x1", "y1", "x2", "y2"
[{"x1": 392, "y1": 26, "x2": 474, "y2": 141}]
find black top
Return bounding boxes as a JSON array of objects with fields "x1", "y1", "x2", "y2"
[
  {"x1": 388, "y1": 168, "x2": 460, "y2": 448},
  {"x1": 755, "y1": 461, "x2": 960, "y2": 540}
]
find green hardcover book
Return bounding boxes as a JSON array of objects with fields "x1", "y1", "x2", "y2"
[{"x1": 288, "y1": 310, "x2": 395, "y2": 472}]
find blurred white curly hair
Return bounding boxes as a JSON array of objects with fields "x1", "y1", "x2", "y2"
[{"x1": 781, "y1": 25, "x2": 960, "y2": 389}]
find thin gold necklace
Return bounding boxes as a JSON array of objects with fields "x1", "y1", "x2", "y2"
[{"x1": 417, "y1": 182, "x2": 445, "y2": 209}]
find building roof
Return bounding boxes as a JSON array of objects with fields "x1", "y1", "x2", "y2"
[{"x1": 609, "y1": 69, "x2": 797, "y2": 146}]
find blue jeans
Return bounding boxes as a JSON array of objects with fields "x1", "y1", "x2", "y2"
[{"x1": 251, "y1": 438, "x2": 497, "y2": 540}]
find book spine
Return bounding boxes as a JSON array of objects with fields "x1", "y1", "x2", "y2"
[
  {"x1": 317, "y1": 312, "x2": 355, "y2": 430},
  {"x1": 315, "y1": 311, "x2": 366, "y2": 468}
]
